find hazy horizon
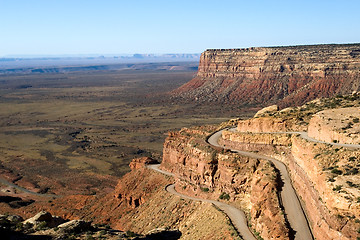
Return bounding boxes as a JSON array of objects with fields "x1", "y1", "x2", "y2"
[
  {"x1": 3, "y1": 42, "x2": 360, "y2": 59},
  {"x1": 1, "y1": 53, "x2": 201, "y2": 58},
  {"x1": 1, "y1": 0, "x2": 359, "y2": 57}
]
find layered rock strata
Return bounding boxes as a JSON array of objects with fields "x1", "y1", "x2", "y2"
[
  {"x1": 308, "y1": 107, "x2": 360, "y2": 144},
  {"x1": 219, "y1": 120, "x2": 360, "y2": 240},
  {"x1": 5, "y1": 158, "x2": 239, "y2": 240},
  {"x1": 173, "y1": 44, "x2": 360, "y2": 107},
  {"x1": 161, "y1": 127, "x2": 290, "y2": 240}
]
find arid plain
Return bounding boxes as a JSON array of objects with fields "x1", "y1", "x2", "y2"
[{"x1": 0, "y1": 63, "x2": 253, "y2": 197}]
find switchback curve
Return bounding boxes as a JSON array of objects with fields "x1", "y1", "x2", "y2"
[{"x1": 147, "y1": 164, "x2": 257, "y2": 240}]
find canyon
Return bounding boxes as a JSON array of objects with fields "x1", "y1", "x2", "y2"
[
  {"x1": 172, "y1": 44, "x2": 360, "y2": 107},
  {"x1": 159, "y1": 93, "x2": 360, "y2": 240},
  {"x1": 4, "y1": 94, "x2": 359, "y2": 239},
  {"x1": 1, "y1": 45, "x2": 360, "y2": 240}
]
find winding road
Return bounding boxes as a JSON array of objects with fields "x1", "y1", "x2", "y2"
[
  {"x1": 292, "y1": 131, "x2": 360, "y2": 149},
  {"x1": 147, "y1": 164, "x2": 257, "y2": 240},
  {"x1": 206, "y1": 128, "x2": 359, "y2": 239},
  {"x1": 0, "y1": 178, "x2": 57, "y2": 198},
  {"x1": 208, "y1": 130, "x2": 313, "y2": 240},
  {"x1": 1, "y1": 125, "x2": 357, "y2": 239},
  {"x1": 149, "y1": 127, "x2": 348, "y2": 240},
  {"x1": 227, "y1": 128, "x2": 360, "y2": 149}
]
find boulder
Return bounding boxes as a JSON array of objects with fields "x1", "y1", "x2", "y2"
[
  {"x1": 57, "y1": 219, "x2": 91, "y2": 233},
  {"x1": 6, "y1": 215, "x2": 23, "y2": 224},
  {"x1": 129, "y1": 157, "x2": 159, "y2": 170},
  {"x1": 254, "y1": 105, "x2": 278, "y2": 118},
  {"x1": 279, "y1": 107, "x2": 294, "y2": 113},
  {"x1": 23, "y1": 211, "x2": 52, "y2": 226}
]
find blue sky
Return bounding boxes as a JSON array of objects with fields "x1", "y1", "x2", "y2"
[{"x1": 0, "y1": 0, "x2": 359, "y2": 56}]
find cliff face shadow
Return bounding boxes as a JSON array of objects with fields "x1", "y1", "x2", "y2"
[
  {"x1": 0, "y1": 196, "x2": 34, "y2": 209},
  {"x1": 137, "y1": 230, "x2": 182, "y2": 240},
  {"x1": 0, "y1": 231, "x2": 52, "y2": 240},
  {"x1": 274, "y1": 166, "x2": 296, "y2": 240}
]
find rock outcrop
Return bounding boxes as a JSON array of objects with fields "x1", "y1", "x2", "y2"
[
  {"x1": 161, "y1": 127, "x2": 290, "y2": 240},
  {"x1": 220, "y1": 97, "x2": 360, "y2": 240},
  {"x1": 222, "y1": 130, "x2": 360, "y2": 240},
  {"x1": 237, "y1": 116, "x2": 290, "y2": 133},
  {"x1": 308, "y1": 106, "x2": 360, "y2": 144},
  {"x1": 129, "y1": 157, "x2": 159, "y2": 171},
  {"x1": 56, "y1": 219, "x2": 92, "y2": 234},
  {"x1": 160, "y1": 94, "x2": 360, "y2": 240},
  {"x1": 1, "y1": 211, "x2": 182, "y2": 240},
  {"x1": 6, "y1": 157, "x2": 240, "y2": 239},
  {"x1": 254, "y1": 105, "x2": 279, "y2": 118},
  {"x1": 172, "y1": 44, "x2": 360, "y2": 107}
]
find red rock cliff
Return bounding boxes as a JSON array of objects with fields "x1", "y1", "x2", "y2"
[
  {"x1": 161, "y1": 127, "x2": 290, "y2": 240},
  {"x1": 173, "y1": 44, "x2": 360, "y2": 107}
]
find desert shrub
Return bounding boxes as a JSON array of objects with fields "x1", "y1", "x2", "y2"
[
  {"x1": 219, "y1": 192, "x2": 230, "y2": 200},
  {"x1": 331, "y1": 168, "x2": 343, "y2": 175},
  {"x1": 126, "y1": 230, "x2": 136, "y2": 237},
  {"x1": 349, "y1": 156, "x2": 356, "y2": 162},
  {"x1": 342, "y1": 122, "x2": 353, "y2": 130},
  {"x1": 35, "y1": 221, "x2": 48, "y2": 231},
  {"x1": 254, "y1": 231, "x2": 264, "y2": 240},
  {"x1": 328, "y1": 177, "x2": 335, "y2": 182},
  {"x1": 23, "y1": 222, "x2": 33, "y2": 231},
  {"x1": 333, "y1": 185, "x2": 342, "y2": 191},
  {"x1": 346, "y1": 181, "x2": 355, "y2": 187},
  {"x1": 85, "y1": 235, "x2": 94, "y2": 240},
  {"x1": 200, "y1": 187, "x2": 209, "y2": 192},
  {"x1": 345, "y1": 167, "x2": 358, "y2": 175},
  {"x1": 65, "y1": 235, "x2": 76, "y2": 240}
]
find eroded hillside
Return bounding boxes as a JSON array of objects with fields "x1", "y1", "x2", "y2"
[
  {"x1": 1, "y1": 93, "x2": 360, "y2": 240},
  {"x1": 172, "y1": 44, "x2": 360, "y2": 107},
  {"x1": 161, "y1": 93, "x2": 360, "y2": 240}
]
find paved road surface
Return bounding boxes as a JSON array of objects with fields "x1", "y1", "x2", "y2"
[
  {"x1": 148, "y1": 164, "x2": 257, "y2": 240},
  {"x1": 228, "y1": 127, "x2": 360, "y2": 149},
  {"x1": 210, "y1": 129, "x2": 316, "y2": 240},
  {"x1": 0, "y1": 178, "x2": 57, "y2": 198}
]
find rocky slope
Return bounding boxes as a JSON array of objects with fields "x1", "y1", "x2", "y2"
[
  {"x1": 172, "y1": 44, "x2": 360, "y2": 107},
  {"x1": 221, "y1": 129, "x2": 360, "y2": 240},
  {"x1": 161, "y1": 126, "x2": 290, "y2": 240},
  {"x1": 0, "y1": 157, "x2": 239, "y2": 240},
  {"x1": 160, "y1": 93, "x2": 360, "y2": 240},
  {"x1": 2, "y1": 94, "x2": 360, "y2": 239},
  {"x1": 308, "y1": 107, "x2": 360, "y2": 144},
  {"x1": 220, "y1": 96, "x2": 360, "y2": 240},
  {"x1": 0, "y1": 211, "x2": 183, "y2": 240}
]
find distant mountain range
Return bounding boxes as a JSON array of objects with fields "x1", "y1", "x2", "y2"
[
  {"x1": 2, "y1": 53, "x2": 201, "y2": 58},
  {"x1": 0, "y1": 61, "x2": 198, "y2": 75},
  {"x1": 0, "y1": 54, "x2": 200, "y2": 70}
]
